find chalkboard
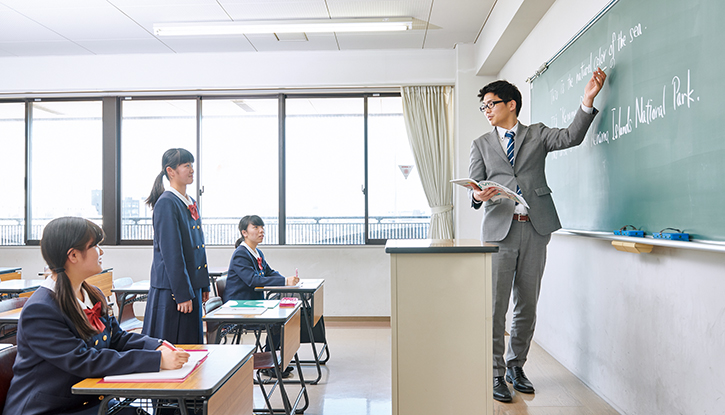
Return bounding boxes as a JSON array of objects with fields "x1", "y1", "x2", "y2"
[{"x1": 531, "y1": 0, "x2": 724, "y2": 242}]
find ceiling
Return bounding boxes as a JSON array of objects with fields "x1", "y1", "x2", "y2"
[{"x1": 0, "y1": 0, "x2": 496, "y2": 57}]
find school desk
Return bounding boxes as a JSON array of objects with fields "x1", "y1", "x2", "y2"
[
  {"x1": 203, "y1": 302, "x2": 308, "y2": 415},
  {"x1": 0, "y1": 267, "x2": 21, "y2": 282},
  {"x1": 111, "y1": 279, "x2": 149, "y2": 327},
  {"x1": 0, "y1": 279, "x2": 45, "y2": 299},
  {"x1": 255, "y1": 279, "x2": 328, "y2": 384},
  {"x1": 72, "y1": 344, "x2": 255, "y2": 415}
]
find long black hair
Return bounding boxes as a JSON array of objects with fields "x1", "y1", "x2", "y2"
[
  {"x1": 145, "y1": 148, "x2": 195, "y2": 209},
  {"x1": 235, "y1": 215, "x2": 265, "y2": 248},
  {"x1": 40, "y1": 217, "x2": 108, "y2": 340}
]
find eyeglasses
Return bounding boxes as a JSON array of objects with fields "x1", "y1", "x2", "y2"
[{"x1": 479, "y1": 100, "x2": 506, "y2": 112}]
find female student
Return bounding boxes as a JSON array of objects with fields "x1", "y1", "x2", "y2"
[
  {"x1": 142, "y1": 148, "x2": 211, "y2": 344},
  {"x1": 3, "y1": 217, "x2": 189, "y2": 415},
  {"x1": 224, "y1": 215, "x2": 299, "y2": 302}
]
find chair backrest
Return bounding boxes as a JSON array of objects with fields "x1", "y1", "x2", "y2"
[
  {"x1": 86, "y1": 270, "x2": 113, "y2": 299},
  {"x1": 203, "y1": 296, "x2": 223, "y2": 344},
  {"x1": 215, "y1": 276, "x2": 227, "y2": 301},
  {"x1": 0, "y1": 345, "x2": 18, "y2": 413},
  {"x1": 0, "y1": 271, "x2": 21, "y2": 282}
]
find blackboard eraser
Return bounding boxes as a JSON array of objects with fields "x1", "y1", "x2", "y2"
[
  {"x1": 613, "y1": 230, "x2": 644, "y2": 237},
  {"x1": 653, "y1": 232, "x2": 690, "y2": 241}
]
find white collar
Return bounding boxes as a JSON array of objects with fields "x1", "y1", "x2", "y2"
[
  {"x1": 167, "y1": 187, "x2": 193, "y2": 207},
  {"x1": 241, "y1": 241, "x2": 260, "y2": 260},
  {"x1": 41, "y1": 277, "x2": 93, "y2": 309},
  {"x1": 496, "y1": 123, "x2": 520, "y2": 140}
]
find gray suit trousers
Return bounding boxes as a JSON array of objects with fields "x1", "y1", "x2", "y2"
[{"x1": 491, "y1": 220, "x2": 551, "y2": 377}]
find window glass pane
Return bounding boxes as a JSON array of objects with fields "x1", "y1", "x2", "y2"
[
  {"x1": 286, "y1": 98, "x2": 364, "y2": 244},
  {"x1": 29, "y1": 101, "x2": 103, "y2": 240},
  {"x1": 368, "y1": 97, "x2": 430, "y2": 239},
  {"x1": 0, "y1": 103, "x2": 26, "y2": 245},
  {"x1": 121, "y1": 99, "x2": 196, "y2": 240},
  {"x1": 200, "y1": 98, "x2": 279, "y2": 245}
]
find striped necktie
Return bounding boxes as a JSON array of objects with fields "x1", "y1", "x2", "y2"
[{"x1": 505, "y1": 130, "x2": 522, "y2": 200}]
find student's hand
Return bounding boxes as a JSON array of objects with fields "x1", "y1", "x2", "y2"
[
  {"x1": 472, "y1": 187, "x2": 500, "y2": 203},
  {"x1": 583, "y1": 67, "x2": 607, "y2": 107},
  {"x1": 158, "y1": 347, "x2": 190, "y2": 370},
  {"x1": 177, "y1": 300, "x2": 193, "y2": 313},
  {"x1": 202, "y1": 291, "x2": 210, "y2": 303},
  {"x1": 286, "y1": 276, "x2": 300, "y2": 286}
]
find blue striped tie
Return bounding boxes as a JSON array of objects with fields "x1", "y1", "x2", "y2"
[{"x1": 505, "y1": 131, "x2": 522, "y2": 201}]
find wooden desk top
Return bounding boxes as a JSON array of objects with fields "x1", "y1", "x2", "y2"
[
  {"x1": 111, "y1": 280, "x2": 150, "y2": 294},
  {"x1": 0, "y1": 308, "x2": 22, "y2": 324},
  {"x1": 72, "y1": 344, "x2": 255, "y2": 397},
  {"x1": 203, "y1": 302, "x2": 301, "y2": 324},
  {"x1": 255, "y1": 279, "x2": 324, "y2": 294},
  {"x1": 0, "y1": 279, "x2": 45, "y2": 294}
]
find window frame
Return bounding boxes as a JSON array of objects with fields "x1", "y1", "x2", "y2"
[{"x1": 2, "y1": 91, "x2": 425, "y2": 246}]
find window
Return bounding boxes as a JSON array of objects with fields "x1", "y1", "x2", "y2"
[
  {"x1": 0, "y1": 103, "x2": 25, "y2": 245},
  {"x1": 3, "y1": 92, "x2": 431, "y2": 246},
  {"x1": 200, "y1": 98, "x2": 279, "y2": 245},
  {"x1": 120, "y1": 99, "x2": 197, "y2": 240},
  {"x1": 28, "y1": 101, "x2": 103, "y2": 240},
  {"x1": 286, "y1": 97, "x2": 365, "y2": 244},
  {"x1": 367, "y1": 97, "x2": 430, "y2": 240}
]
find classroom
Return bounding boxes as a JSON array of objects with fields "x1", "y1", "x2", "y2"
[{"x1": 1, "y1": 0, "x2": 724, "y2": 414}]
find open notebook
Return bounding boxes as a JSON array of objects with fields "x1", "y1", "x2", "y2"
[{"x1": 101, "y1": 350, "x2": 209, "y2": 383}]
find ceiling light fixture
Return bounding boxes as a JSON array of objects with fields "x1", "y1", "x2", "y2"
[{"x1": 154, "y1": 17, "x2": 413, "y2": 36}]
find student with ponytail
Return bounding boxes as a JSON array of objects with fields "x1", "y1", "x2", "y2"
[
  {"x1": 224, "y1": 215, "x2": 299, "y2": 302},
  {"x1": 142, "y1": 148, "x2": 211, "y2": 345},
  {"x1": 3, "y1": 217, "x2": 189, "y2": 415}
]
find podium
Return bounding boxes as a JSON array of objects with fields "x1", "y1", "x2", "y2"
[{"x1": 386, "y1": 239, "x2": 498, "y2": 415}]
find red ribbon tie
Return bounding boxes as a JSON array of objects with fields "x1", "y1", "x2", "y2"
[
  {"x1": 84, "y1": 302, "x2": 106, "y2": 333},
  {"x1": 189, "y1": 202, "x2": 200, "y2": 221}
]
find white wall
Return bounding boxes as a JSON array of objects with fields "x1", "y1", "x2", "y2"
[
  {"x1": 0, "y1": 244, "x2": 390, "y2": 317},
  {"x1": 488, "y1": 0, "x2": 725, "y2": 414},
  {"x1": 0, "y1": 48, "x2": 455, "y2": 94}
]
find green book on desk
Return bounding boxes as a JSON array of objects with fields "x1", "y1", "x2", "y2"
[{"x1": 223, "y1": 300, "x2": 279, "y2": 309}]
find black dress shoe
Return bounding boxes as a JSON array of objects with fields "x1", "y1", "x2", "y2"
[
  {"x1": 493, "y1": 376, "x2": 512, "y2": 402},
  {"x1": 505, "y1": 366, "x2": 535, "y2": 393}
]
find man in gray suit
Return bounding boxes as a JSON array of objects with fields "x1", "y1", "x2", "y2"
[{"x1": 469, "y1": 68, "x2": 606, "y2": 403}]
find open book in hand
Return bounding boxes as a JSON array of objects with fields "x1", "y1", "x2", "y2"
[{"x1": 450, "y1": 178, "x2": 530, "y2": 208}]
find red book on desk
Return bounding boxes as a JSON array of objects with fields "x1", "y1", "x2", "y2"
[{"x1": 279, "y1": 297, "x2": 299, "y2": 307}]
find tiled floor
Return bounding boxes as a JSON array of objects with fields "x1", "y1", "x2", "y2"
[{"x1": 237, "y1": 320, "x2": 619, "y2": 415}]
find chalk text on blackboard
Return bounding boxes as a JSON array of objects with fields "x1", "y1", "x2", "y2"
[
  {"x1": 635, "y1": 86, "x2": 666, "y2": 127},
  {"x1": 673, "y1": 70, "x2": 695, "y2": 109}
]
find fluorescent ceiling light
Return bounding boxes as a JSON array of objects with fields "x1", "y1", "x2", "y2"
[{"x1": 154, "y1": 18, "x2": 413, "y2": 36}]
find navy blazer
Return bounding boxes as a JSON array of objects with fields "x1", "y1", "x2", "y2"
[
  {"x1": 3, "y1": 286, "x2": 161, "y2": 415},
  {"x1": 150, "y1": 191, "x2": 210, "y2": 303},
  {"x1": 224, "y1": 246, "x2": 285, "y2": 301}
]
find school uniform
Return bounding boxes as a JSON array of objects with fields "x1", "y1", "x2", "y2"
[
  {"x1": 3, "y1": 280, "x2": 161, "y2": 415},
  {"x1": 223, "y1": 242, "x2": 285, "y2": 302},
  {"x1": 143, "y1": 189, "x2": 211, "y2": 344}
]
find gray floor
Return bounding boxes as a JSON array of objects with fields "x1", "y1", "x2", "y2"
[{"x1": 235, "y1": 320, "x2": 617, "y2": 415}]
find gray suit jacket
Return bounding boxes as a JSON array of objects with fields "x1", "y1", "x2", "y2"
[{"x1": 469, "y1": 107, "x2": 598, "y2": 241}]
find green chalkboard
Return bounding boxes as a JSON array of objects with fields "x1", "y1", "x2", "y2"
[{"x1": 531, "y1": 0, "x2": 724, "y2": 242}]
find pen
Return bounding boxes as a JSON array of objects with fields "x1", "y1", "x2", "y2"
[{"x1": 162, "y1": 340, "x2": 178, "y2": 351}]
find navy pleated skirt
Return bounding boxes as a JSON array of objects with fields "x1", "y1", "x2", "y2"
[{"x1": 142, "y1": 287, "x2": 204, "y2": 344}]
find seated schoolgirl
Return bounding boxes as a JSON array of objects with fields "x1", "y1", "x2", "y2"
[
  {"x1": 3, "y1": 217, "x2": 189, "y2": 415},
  {"x1": 224, "y1": 215, "x2": 299, "y2": 302},
  {"x1": 224, "y1": 215, "x2": 299, "y2": 378}
]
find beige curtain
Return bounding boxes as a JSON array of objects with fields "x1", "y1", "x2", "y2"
[{"x1": 400, "y1": 86, "x2": 454, "y2": 239}]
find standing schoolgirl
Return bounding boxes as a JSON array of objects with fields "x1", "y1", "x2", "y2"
[
  {"x1": 224, "y1": 215, "x2": 299, "y2": 302},
  {"x1": 142, "y1": 148, "x2": 211, "y2": 344},
  {"x1": 3, "y1": 217, "x2": 189, "y2": 415}
]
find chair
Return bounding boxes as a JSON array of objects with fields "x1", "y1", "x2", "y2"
[
  {"x1": 0, "y1": 272, "x2": 20, "y2": 282},
  {"x1": 0, "y1": 298, "x2": 28, "y2": 345},
  {"x1": 215, "y1": 276, "x2": 226, "y2": 301},
  {"x1": 0, "y1": 345, "x2": 18, "y2": 414},
  {"x1": 112, "y1": 278, "x2": 143, "y2": 332}
]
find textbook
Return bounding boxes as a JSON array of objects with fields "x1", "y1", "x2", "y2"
[
  {"x1": 223, "y1": 300, "x2": 279, "y2": 309},
  {"x1": 102, "y1": 350, "x2": 209, "y2": 383},
  {"x1": 450, "y1": 178, "x2": 530, "y2": 208}
]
